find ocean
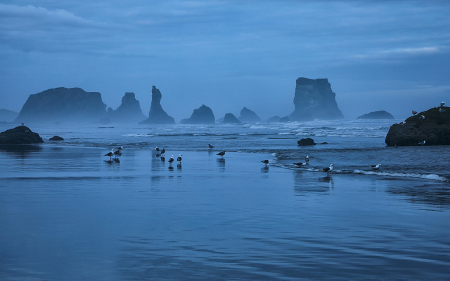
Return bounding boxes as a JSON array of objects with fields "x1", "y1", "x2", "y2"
[{"x1": 0, "y1": 120, "x2": 449, "y2": 280}]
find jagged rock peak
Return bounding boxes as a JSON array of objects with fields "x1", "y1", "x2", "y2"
[
  {"x1": 223, "y1": 113, "x2": 241, "y2": 123},
  {"x1": 140, "y1": 86, "x2": 175, "y2": 124},
  {"x1": 108, "y1": 92, "x2": 146, "y2": 123},
  {"x1": 15, "y1": 87, "x2": 107, "y2": 124},
  {"x1": 290, "y1": 77, "x2": 344, "y2": 121},
  {"x1": 238, "y1": 107, "x2": 261, "y2": 123},
  {"x1": 181, "y1": 104, "x2": 215, "y2": 124}
]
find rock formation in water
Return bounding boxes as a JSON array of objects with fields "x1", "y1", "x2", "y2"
[
  {"x1": 0, "y1": 126, "x2": 44, "y2": 144},
  {"x1": 385, "y1": 106, "x2": 450, "y2": 146},
  {"x1": 49, "y1": 136, "x2": 64, "y2": 141},
  {"x1": 279, "y1": 116, "x2": 290, "y2": 122},
  {"x1": 15, "y1": 87, "x2": 107, "y2": 124},
  {"x1": 298, "y1": 138, "x2": 316, "y2": 146},
  {"x1": 0, "y1": 109, "x2": 18, "y2": 122},
  {"x1": 222, "y1": 113, "x2": 241, "y2": 123},
  {"x1": 181, "y1": 105, "x2": 215, "y2": 124},
  {"x1": 107, "y1": 92, "x2": 146, "y2": 123},
  {"x1": 357, "y1": 110, "x2": 394, "y2": 120},
  {"x1": 267, "y1": 116, "x2": 281, "y2": 123},
  {"x1": 238, "y1": 107, "x2": 261, "y2": 123},
  {"x1": 140, "y1": 86, "x2": 175, "y2": 124},
  {"x1": 290, "y1": 77, "x2": 344, "y2": 121}
]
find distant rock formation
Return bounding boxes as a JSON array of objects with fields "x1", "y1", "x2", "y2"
[
  {"x1": 298, "y1": 138, "x2": 316, "y2": 146},
  {"x1": 357, "y1": 110, "x2": 394, "y2": 120},
  {"x1": 49, "y1": 136, "x2": 64, "y2": 141},
  {"x1": 279, "y1": 116, "x2": 290, "y2": 122},
  {"x1": 290, "y1": 77, "x2": 344, "y2": 121},
  {"x1": 0, "y1": 109, "x2": 18, "y2": 122},
  {"x1": 15, "y1": 87, "x2": 107, "y2": 124},
  {"x1": 385, "y1": 106, "x2": 450, "y2": 146},
  {"x1": 238, "y1": 107, "x2": 261, "y2": 123},
  {"x1": 108, "y1": 92, "x2": 146, "y2": 123},
  {"x1": 267, "y1": 116, "x2": 281, "y2": 123},
  {"x1": 0, "y1": 126, "x2": 44, "y2": 144},
  {"x1": 181, "y1": 105, "x2": 215, "y2": 124},
  {"x1": 222, "y1": 113, "x2": 241, "y2": 123},
  {"x1": 140, "y1": 86, "x2": 175, "y2": 124}
]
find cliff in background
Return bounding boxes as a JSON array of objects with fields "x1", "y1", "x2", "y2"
[
  {"x1": 15, "y1": 87, "x2": 107, "y2": 124},
  {"x1": 290, "y1": 77, "x2": 344, "y2": 121},
  {"x1": 108, "y1": 92, "x2": 146, "y2": 123},
  {"x1": 140, "y1": 86, "x2": 175, "y2": 124},
  {"x1": 0, "y1": 109, "x2": 18, "y2": 122}
]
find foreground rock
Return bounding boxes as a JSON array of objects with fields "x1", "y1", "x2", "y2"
[
  {"x1": 0, "y1": 126, "x2": 44, "y2": 144},
  {"x1": 108, "y1": 92, "x2": 146, "y2": 123},
  {"x1": 385, "y1": 106, "x2": 450, "y2": 146},
  {"x1": 297, "y1": 138, "x2": 316, "y2": 146},
  {"x1": 181, "y1": 105, "x2": 215, "y2": 124},
  {"x1": 290, "y1": 77, "x2": 344, "y2": 121},
  {"x1": 238, "y1": 107, "x2": 261, "y2": 123},
  {"x1": 140, "y1": 86, "x2": 175, "y2": 124},
  {"x1": 222, "y1": 113, "x2": 241, "y2": 123},
  {"x1": 357, "y1": 110, "x2": 394, "y2": 120},
  {"x1": 15, "y1": 87, "x2": 107, "y2": 124}
]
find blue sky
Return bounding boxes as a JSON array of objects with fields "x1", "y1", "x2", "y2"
[{"x1": 1, "y1": 0, "x2": 449, "y2": 121}]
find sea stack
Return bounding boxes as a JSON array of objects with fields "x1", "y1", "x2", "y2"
[
  {"x1": 357, "y1": 110, "x2": 394, "y2": 120},
  {"x1": 140, "y1": 86, "x2": 175, "y2": 124},
  {"x1": 181, "y1": 105, "x2": 215, "y2": 124},
  {"x1": 15, "y1": 87, "x2": 107, "y2": 124},
  {"x1": 222, "y1": 113, "x2": 241, "y2": 123},
  {"x1": 238, "y1": 107, "x2": 261, "y2": 123},
  {"x1": 108, "y1": 92, "x2": 146, "y2": 123},
  {"x1": 290, "y1": 77, "x2": 344, "y2": 121}
]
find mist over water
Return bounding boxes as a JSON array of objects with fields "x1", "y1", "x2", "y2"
[{"x1": 0, "y1": 120, "x2": 449, "y2": 280}]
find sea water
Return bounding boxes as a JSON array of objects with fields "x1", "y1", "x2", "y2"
[{"x1": 0, "y1": 120, "x2": 449, "y2": 280}]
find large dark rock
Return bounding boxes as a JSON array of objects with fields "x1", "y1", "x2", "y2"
[
  {"x1": 181, "y1": 105, "x2": 215, "y2": 124},
  {"x1": 0, "y1": 126, "x2": 44, "y2": 144},
  {"x1": 108, "y1": 92, "x2": 146, "y2": 123},
  {"x1": 385, "y1": 106, "x2": 450, "y2": 146},
  {"x1": 49, "y1": 136, "x2": 64, "y2": 141},
  {"x1": 290, "y1": 78, "x2": 344, "y2": 121},
  {"x1": 222, "y1": 113, "x2": 241, "y2": 123},
  {"x1": 140, "y1": 86, "x2": 175, "y2": 124},
  {"x1": 0, "y1": 109, "x2": 18, "y2": 122},
  {"x1": 15, "y1": 87, "x2": 107, "y2": 124},
  {"x1": 238, "y1": 107, "x2": 261, "y2": 123},
  {"x1": 357, "y1": 110, "x2": 394, "y2": 120},
  {"x1": 297, "y1": 138, "x2": 316, "y2": 146}
]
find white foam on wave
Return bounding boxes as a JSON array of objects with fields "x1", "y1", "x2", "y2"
[
  {"x1": 353, "y1": 170, "x2": 447, "y2": 182},
  {"x1": 123, "y1": 134, "x2": 154, "y2": 137}
]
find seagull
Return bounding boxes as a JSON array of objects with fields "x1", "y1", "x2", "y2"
[
  {"x1": 441, "y1": 101, "x2": 445, "y2": 107},
  {"x1": 294, "y1": 162, "x2": 308, "y2": 167},
  {"x1": 161, "y1": 148, "x2": 165, "y2": 155},
  {"x1": 419, "y1": 115, "x2": 425, "y2": 120},
  {"x1": 208, "y1": 144, "x2": 214, "y2": 149},
  {"x1": 177, "y1": 154, "x2": 182, "y2": 163},
  {"x1": 305, "y1": 155, "x2": 309, "y2": 163},
  {"x1": 322, "y1": 164, "x2": 334, "y2": 176},
  {"x1": 168, "y1": 155, "x2": 174, "y2": 164},
  {"x1": 369, "y1": 164, "x2": 382, "y2": 170},
  {"x1": 217, "y1": 151, "x2": 225, "y2": 158},
  {"x1": 261, "y1": 160, "x2": 269, "y2": 166},
  {"x1": 418, "y1": 140, "x2": 426, "y2": 146},
  {"x1": 113, "y1": 147, "x2": 123, "y2": 158},
  {"x1": 155, "y1": 146, "x2": 160, "y2": 152},
  {"x1": 104, "y1": 151, "x2": 114, "y2": 161},
  {"x1": 412, "y1": 110, "x2": 417, "y2": 115}
]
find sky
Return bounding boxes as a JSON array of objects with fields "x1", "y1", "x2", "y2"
[{"x1": 1, "y1": 0, "x2": 449, "y2": 121}]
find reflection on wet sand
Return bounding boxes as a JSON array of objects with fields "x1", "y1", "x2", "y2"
[
  {"x1": 217, "y1": 158, "x2": 225, "y2": 171},
  {"x1": 0, "y1": 144, "x2": 42, "y2": 158},
  {"x1": 293, "y1": 170, "x2": 333, "y2": 194}
]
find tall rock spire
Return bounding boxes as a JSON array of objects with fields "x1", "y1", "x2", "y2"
[{"x1": 140, "y1": 86, "x2": 175, "y2": 124}]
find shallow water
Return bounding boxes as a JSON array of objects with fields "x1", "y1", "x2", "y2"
[{"x1": 0, "y1": 121, "x2": 449, "y2": 280}]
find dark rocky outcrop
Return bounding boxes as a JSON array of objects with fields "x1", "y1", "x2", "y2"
[
  {"x1": 357, "y1": 110, "x2": 394, "y2": 120},
  {"x1": 290, "y1": 77, "x2": 344, "y2": 121},
  {"x1": 181, "y1": 105, "x2": 215, "y2": 124},
  {"x1": 267, "y1": 116, "x2": 281, "y2": 123},
  {"x1": 15, "y1": 87, "x2": 107, "y2": 124},
  {"x1": 0, "y1": 126, "x2": 44, "y2": 144},
  {"x1": 108, "y1": 92, "x2": 146, "y2": 123},
  {"x1": 238, "y1": 107, "x2": 261, "y2": 123},
  {"x1": 222, "y1": 113, "x2": 241, "y2": 123},
  {"x1": 140, "y1": 86, "x2": 175, "y2": 124},
  {"x1": 49, "y1": 136, "x2": 64, "y2": 141},
  {"x1": 385, "y1": 106, "x2": 450, "y2": 146},
  {"x1": 298, "y1": 138, "x2": 316, "y2": 146},
  {"x1": 0, "y1": 109, "x2": 18, "y2": 122}
]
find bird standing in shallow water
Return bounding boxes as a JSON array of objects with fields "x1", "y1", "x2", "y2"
[
  {"x1": 177, "y1": 154, "x2": 182, "y2": 164},
  {"x1": 261, "y1": 160, "x2": 269, "y2": 166},
  {"x1": 168, "y1": 155, "x2": 174, "y2": 164},
  {"x1": 161, "y1": 148, "x2": 165, "y2": 155},
  {"x1": 369, "y1": 164, "x2": 382, "y2": 170},
  {"x1": 104, "y1": 151, "x2": 114, "y2": 161},
  {"x1": 322, "y1": 164, "x2": 334, "y2": 177},
  {"x1": 155, "y1": 146, "x2": 160, "y2": 152},
  {"x1": 217, "y1": 151, "x2": 225, "y2": 158},
  {"x1": 208, "y1": 144, "x2": 214, "y2": 149}
]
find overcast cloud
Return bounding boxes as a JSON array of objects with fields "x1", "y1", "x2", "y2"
[{"x1": 1, "y1": 0, "x2": 449, "y2": 120}]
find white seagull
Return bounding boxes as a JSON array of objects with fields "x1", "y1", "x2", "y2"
[
  {"x1": 168, "y1": 155, "x2": 174, "y2": 164},
  {"x1": 155, "y1": 146, "x2": 160, "y2": 152},
  {"x1": 418, "y1": 140, "x2": 426, "y2": 146},
  {"x1": 369, "y1": 164, "x2": 382, "y2": 170},
  {"x1": 177, "y1": 154, "x2": 182, "y2": 163},
  {"x1": 261, "y1": 160, "x2": 269, "y2": 166},
  {"x1": 322, "y1": 164, "x2": 334, "y2": 176},
  {"x1": 305, "y1": 155, "x2": 309, "y2": 163},
  {"x1": 412, "y1": 110, "x2": 417, "y2": 115}
]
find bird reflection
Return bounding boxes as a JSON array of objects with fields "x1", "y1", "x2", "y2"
[
  {"x1": 261, "y1": 166, "x2": 269, "y2": 173},
  {"x1": 319, "y1": 176, "x2": 334, "y2": 189},
  {"x1": 177, "y1": 163, "x2": 182, "y2": 170},
  {"x1": 217, "y1": 158, "x2": 225, "y2": 171}
]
